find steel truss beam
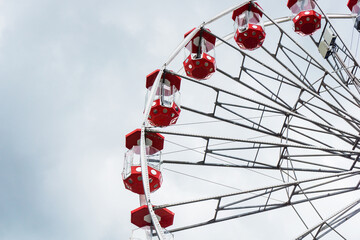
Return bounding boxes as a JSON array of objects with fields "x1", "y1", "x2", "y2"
[
  {"x1": 312, "y1": 2, "x2": 360, "y2": 96},
  {"x1": 295, "y1": 198, "x2": 360, "y2": 239},
  {"x1": 156, "y1": 9, "x2": 360, "y2": 177},
  {"x1": 138, "y1": 2, "x2": 360, "y2": 239},
  {"x1": 169, "y1": 26, "x2": 360, "y2": 153},
  {"x1": 175, "y1": 72, "x2": 360, "y2": 147},
  {"x1": 151, "y1": 170, "x2": 360, "y2": 233},
  {"x1": 148, "y1": 128, "x2": 360, "y2": 172}
]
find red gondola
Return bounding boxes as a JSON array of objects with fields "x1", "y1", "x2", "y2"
[
  {"x1": 122, "y1": 129, "x2": 164, "y2": 194},
  {"x1": 287, "y1": 0, "x2": 321, "y2": 36},
  {"x1": 183, "y1": 28, "x2": 216, "y2": 80},
  {"x1": 232, "y1": 1, "x2": 266, "y2": 50},
  {"x1": 146, "y1": 70, "x2": 181, "y2": 127},
  {"x1": 348, "y1": 0, "x2": 360, "y2": 31}
]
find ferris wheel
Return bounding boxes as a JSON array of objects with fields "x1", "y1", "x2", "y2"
[{"x1": 123, "y1": 0, "x2": 360, "y2": 239}]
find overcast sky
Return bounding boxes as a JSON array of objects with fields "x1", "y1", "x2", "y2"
[
  {"x1": 0, "y1": 0, "x2": 359, "y2": 239},
  {"x1": 0, "y1": 1, "x2": 236, "y2": 239}
]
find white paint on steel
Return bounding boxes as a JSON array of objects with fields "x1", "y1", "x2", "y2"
[
  {"x1": 140, "y1": 26, "x2": 201, "y2": 240},
  {"x1": 140, "y1": 126, "x2": 165, "y2": 239}
]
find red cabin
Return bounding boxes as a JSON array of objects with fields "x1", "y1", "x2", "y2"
[
  {"x1": 287, "y1": 0, "x2": 321, "y2": 36},
  {"x1": 348, "y1": 0, "x2": 360, "y2": 31},
  {"x1": 348, "y1": 0, "x2": 360, "y2": 13},
  {"x1": 183, "y1": 28, "x2": 216, "y2": 80},
  {"x1": 146, "y1": 70, "x2": 181, "y2": 127},
  {"x1": 123, "y1": 129, "x2": 165, "y2": 194},
  {"x1": 232, "y1": 1, "x2": 266, "y2": 51},
  {"x1": 131, "y1": 205, "x2": 175, "y2": 228}
]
